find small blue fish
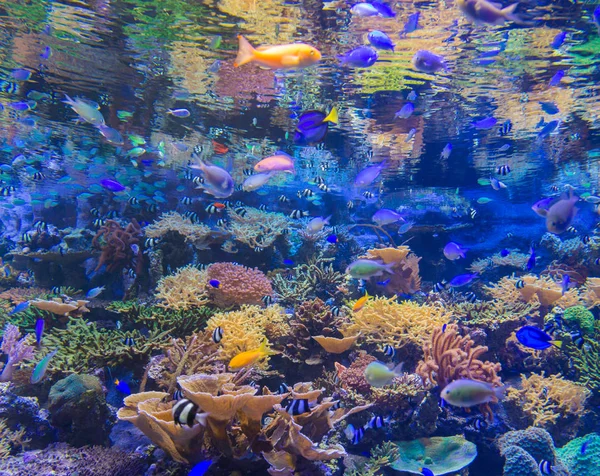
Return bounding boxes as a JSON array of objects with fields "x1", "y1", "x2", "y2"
[
  {"x1": 115, "y1": 379, "x2": 131, "y2": 395},
  {"x1": 189, "y1": 459, "x2": 214, "y2": 476},
  {"x1": 371, "y1": 1, "x2": 395, "y2": 17},
  {"x1": 395, "y1": 103, "x2": 414, "y2": 119},
  {"x1": 327, "y1": 234, "x2": 338, "y2": 244},
  {"x1": 368, "y1": 31, "x2": 395, "y2": 51},
  {"x1": 9, "y1": 301, "x2": 30, "y2": 316},
  {"x1": 549, "y1": 70, "x2": 565, "y2": 87},
  {"x1": 447, "y1": 273, "x2": 479, "y2": 288},
  {"x1": 581, "y1": 440, "x2": 590, "y2": 455},
  {"x1": 377, "y1": 278, "x2": 391, "y2": 286},
  {"x1": 208, "y1": 60, "x2": 221, "y2": 73},
  {"x1": 550, "y1": 31, "x2": 566, "y2": 49},
  {"x1": 131, "y1": 244, "x2": 140, "y2": 255},
  {"x1": 283, "y1": 259, "x2": 294, "y2": 266},
  {"x1": 351, "y1": 3, "x2": 380, "y2": 16},
  {"x1": 168, "y1": 108, "x2": 190, "y2": 117},
  {"x1": 421, "y1": 468, "x2": 434, "y2": 476},
  {"x1": 516, "y1": 325, "x2": 562, "y2": 350},
  {"x1": 338, "y1": 46, "x2": 378, "y2": 68},
  {"x1": 40, "y1": 46, "x2": 52, "y2": 60},
  {"x1": 527, "y1": 245, "x2": 536, "y2": 271},
  {"x1": 31, "y1": 349, "x2": 58, "y2": 384},
  {"x1": 440, "y1": 143, "x2": 452, "y2": 159},
  {"x1": 442, "y1": 323, "x2": 448, "y2": 333},
  {"x1": 500, "y1": 249, "x2": 510, "y2": 257},
  {"x1": 8, "y1": 101, "x2": 30, "y2": 111},
  {"x1": 472, "y1": 117, "x2": 497, "y2": 130},
  {"x1": 86, "y1": 286, "x2": 105, "y2": 299},
  {"x1": 12, "y1": 69, "x2": 31, "y2": 81},
  {"x1": 401, "y1": 12, "x2": 420, "y2": 36},
  {"x1": 539, "y1": 101, "x2": 559, "y2": 115},
  {"x1": 209, "y1": 279, "x2": 220, "y2": 288},
  {"x1": 595, "y1": 6, "x2": 600, "y2": 34},
  {"x1": 3, "y1": 265, "x2": 10, "y2": 278},
  {"x1": 35, "y1": 319, "x2": 44, "y2": 346},
  {"x1": 538, "y1": 120, "x2": 559, "y2": 139}
]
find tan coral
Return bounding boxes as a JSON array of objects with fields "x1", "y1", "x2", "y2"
[
  {"x1": 360, "y1": 246, "x2": 421, "y2": 294},
  {"x1": 155, "y1": 265, "x2": 209, "y2": 310},
  {"x1": 225, "y1": 207, "x2": 293, "y2": 250},
  {"x1": 145, "y1": 212, "x2": 219, "y2": 250},
  {"x1": 30, "y1": 298, "x2": 89, "y2": 317},
  {"x1": 312, "y1": 333, "x2": 360, "y2": 353}
]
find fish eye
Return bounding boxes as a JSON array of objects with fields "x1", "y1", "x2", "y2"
[{"x1": 310, "y1": 50, "x2": 315, "y2": 55}]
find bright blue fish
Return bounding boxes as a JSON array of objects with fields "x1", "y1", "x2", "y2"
[
  {"x1": 549, "y1": 70, "x2": 565, "y2": 86},
  {"x1": 447, "y1": 273, "x2": 479, "y2": 288},
  {"x1": 338, "y1": 46, "x2": 378, "y2": 68},
  {"x1": 86, "y1": 286, "x2": 105, "y2": 299},
  {"x1": 550, "y1": 31, "x2": 566, "y2": 49},
  {"x1": 189, "y1": 459, "x2": 214, "y2": 476},
  {"x1": 9, "y1": 301, "x2": 30, "y2": 315},
  {"x1": 472, "y1": 117, "x2": 497, "y2": 129},
  {"x1": 516, "y1": 326, "x2": 562, "y2": 350},
  {"x1": 401, "y1": 12, "x2": 420, "y2": 35},
  {"x1": 368, "y1": 31, "x2": 395, "y2": 51},
  {"x1": 35, "y1": 319, "x2": 44, "y2": 346},
  {"x1": 115, "y1": 379, "x2": 131, "y2": 395}
]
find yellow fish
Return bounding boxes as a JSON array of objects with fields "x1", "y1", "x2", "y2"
[
  {"x1": 228, "y1": 341, "x2": 276, "y2": 371},
  {"x1": 352, "y1": 292, "x2": 370, "y2": 312},
  {"x1": 234, "y1": 35, "x2": 322, "y2": 70}
]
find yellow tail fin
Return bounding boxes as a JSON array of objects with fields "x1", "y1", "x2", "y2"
[
  {"x1": 234, "y1": 35, "x2": 256, "y2": 67},
  {"x1": 551, "y1": 340, "x2": 563, "y2": 349},
  {"x1": 323, "y1": 107, "x2": 338, "y2": 124}
]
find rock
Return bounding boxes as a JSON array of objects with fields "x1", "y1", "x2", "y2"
[{"x1": 47, "y1": 374, "x2": 113, "y2": 446}]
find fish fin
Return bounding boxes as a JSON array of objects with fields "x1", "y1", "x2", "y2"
[
  {"x1": 323, "y1": 107, "x2": 338, "y2": 124},
  {"x1": 324, "y1": 215, "x2": 332, "y2": 225},
  {"x1": 493, "y1": 385, "x2": 506, "y2": 402},
  {"x1": 384, "y1": 262, "x2": 396, "y2": 274},
  {"x1": 280, "y1": 55, "x2": 301, "y2": 67},
  {"x1": 196, "y1": 412, "x2": 209, "y2": 426},
  {"x1": 551, "y1": 340, "x2": 563, "y2": 349},
  {"x1": 489, "y1": 1, "x2": 504, "y2": 8},
  {"x1": 502, "y1": 3, "x2": 529, "y2": 25},
  {"x1": 392, "y1": 361, "x2": 404, "y2": 376},
  {"x1": 234, "y1": 35, "x2": 256, "y2": 67},
  {"x1": 259, "y1": 340, "x2": 277, "y2": 356}
]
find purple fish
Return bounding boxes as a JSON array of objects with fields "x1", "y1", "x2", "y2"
[
  {"x1": 355, "y1": 162, "x2": 387, "y2": 187},
  {"x1": 100, "y1": 178, "x2": 126, "y2": 192},
  {"x1": 338, "y1": 46, "x2": 378, "y2": 68},
  {"x1": 447, "y1": 273, "x2": 479, "y2": 288},
  {"x1": 527, "y1": 245, "x2": 536, "y2": 271},
  {"x1": 35, "y1": 319, "x2": 44, "y2": 346},
  {"x1": 368, "y1": 31, "x2": 395, "y2": 51},
  {"x1": 538, "y1": 120, "x2": 559, "y2": 139},
  {"x1": 9, "y1": 102, "x2": 30, "y2": 111},
  {"x1": 395, "y1": 103, "x2": 414, "y2": 119},
  {"x1": 412, "y1": 50, "x2": 447, "y2": 73},
  {"x1": 371, "y1": 1, "x2": 395, "y2": 17},
  {"x1": 401, "y1": 12, "x2": 420, "y2": 36},
  {"x1": 549, "y1": 70, "x2": 565, "y2": 87},
  {"x1": 350, "y1": 3, "x2": 380, "y2": 16},
  {"x1": 561, "y1": 274, "x2": 576, "y2": 295},
  {"x1": 550, "y1": 31, "x2": 566, "y2": 49},
  {"x1": 167, "y1": 108, "x2": 190, "y2": 117},
  {"x1": 40, "y1": 46, "x2": 52, "y2": 60},
  {"x1": 531, "y1": 197, "x2": 554, "y2": 217},
  {"x1": 11, "y1": 69, "x2": 31, "y2": 81},
  {"x1": 294, "y1": 110, "x2": 331, "y2": 144},
  {"x1": 472, "y1": 117, "x2": 497, "y2": 129}
]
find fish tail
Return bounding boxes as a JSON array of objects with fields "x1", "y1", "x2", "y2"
[
  {"x1": 551, "y1": 340, "x2": 563, "y2": 349},
  {"x1": 196, "y1": 412, "x2": 209, "y2": 426},
  {"x1": 323, "y1": 107, "x2": 338, "y2": 124},
  {"x1": 234, "y1": 35, "x2": 256, "y2": 67},
  {"x1": 502, "y1": 3, "x2": 527, "y2": 25},
  {"x1": 392, "y1": 361, "x2": 405, "y2": 376},
  {"x1": 493, "y1": 385, "x2": 506, "y2": 401},
  {"x1": 259, "y1": 340, "x2": 277, "y2": 356},
  {"x1": 384, "y1": 262, "x2": 396, "y2": 274}
]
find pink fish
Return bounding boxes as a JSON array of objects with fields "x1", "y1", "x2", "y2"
[{"x1": 254, "y1": 151, "x2": 295, "y2": 174}]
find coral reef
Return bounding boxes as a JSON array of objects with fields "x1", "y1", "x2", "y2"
[
  {"x1": 556, "y1": 433, "x2": 600, "y2": 476},
  {"x1": 506, "y1": 372, "x2": 590, "y2": 428},
  {"x1": 485, "y1": 275, "x2": 582, "y2": 309},
  {"x1": 48, "y1": 374, "x2": 113, "y2": 446},
  {"x1": 344, "y1": 441, "x2": 400, "y2": 476},
  {"x1": 497, "y1": 427, "x2": 569, "y2": 476},
  {"x1": 0, "y1": 324, "x2": 34, "y2": 382},
  {"x1": 30, "y1": 297, "x2": 90, "y2": 318},
  {"x1": 154, "y1": 265, "x2": 209, "y2": 310},
  {"x1": 0, "y1": 417, "x2": 28, "y2": 458},
  {"x1": 389, "y1": 435, "x2": 477, "y2": 474},
  {"x1": 468, "y1": 250, "x2": 529, "y2": 274},
  {"x1": 360, "y1": 245, "x2": 421, "y2": 294},
  {"x1": 145, "y1": 211, "x2": 217, "y2": 250},
  {"x1": 224, "y1": 206, "x2": 292, "y2": 250},
  {"x1": 571, "y1": 339, "x2": 600, "y2": 394},
  {"x1": 92, "y1": 219, "x2": 142, "y2": 273},
  {"x1": 206, "y1": 262, "x2": 273, "y2": 308},
  {"x1": 563, "y1": 305, "x2": 595, "y2": 335}
]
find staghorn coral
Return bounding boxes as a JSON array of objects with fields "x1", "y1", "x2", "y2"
[
  {"x1": 341, "y1": 296, "x2": 450, "y2": 349},
  {"x1": 205, "y1": 305, "x2": 289, "y2": 368},
  {"x1": 468, "y1": 251, "x2": 529, "y2": 274},
  {"x1": 345, "y1": 441, "x2": 401, "y2": 476},
  {"x1": 541, "y1": 261, "x2": 588, "y2": 286},
  {"x1": 224, "y1": 206, "x2": 292, "y2": 250},
  {"x1": 540, "y1": 232, "x2": 586, "y2": 266},
  {"x1": 416, "y1": 324, "x2": 502, "y2": 389},
  {"x1": 571, "y1": 339, "x2": 600, "y2": 393},
  {"x1": 485, "y1": 275, "x2": 582, "y2": 309},
  {"x1": 0, "y1": 324, "x2": 34, "y2": 382},
  {"x1": 0, "y1": 417, "x2": 28, "y2": 458},
  {"x1": 506, "y1": 372, "x2": 590, "y2": 428},
  {"x1": 0, "y1": 287, "x2": 50, "y2": 304},
  {"x1": 145, "y1": 211, "x2": 216, "y2": 250},
  {"x1": 360, "y1": 246, "x2": 421, "y2": 294},
  {"x1": 92, "y1": 219, "x2": 141, "y2": 273},
  {"x1": 580, "y1": 277, "x2": 600, "y2": 308},
  {"x1": 206, "y1": 262, "x2": 273, "y2": 308},
  {"x1": 29, "y1": 297, "x2": 90, "y2": 318},
  {"x1": 285, "y1": 298, "x2": 349, "y2": 365},
  {"x1": 154, "y1": 265, "x2": 210, "y2": 310}
]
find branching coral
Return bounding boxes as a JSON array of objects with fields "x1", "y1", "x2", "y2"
[
  {"x1": 145, "y1": 211, "x2": 216, "y2": 250},
  {"x1": 206, "y1": 262, "x2": 273, "y2": 308},
  {"x1": 571, "y1": 339, "x2": 600, "y2": 393},
  {"x1": 224, "y1": 206, "x2": 292, "y2": 250},
  {"x1": 92, "y1": 219, "x2": 141, "y2": 273},
  {"x1": 485, "y1": 275, "x2": 582, "y2": 309},
  {"x1": 284, "y1": 298, "x2": 349, "y2": 365},
  {"x1": 344, "y1": 441, "x2": 401, "y2": 476},
  {"x1": 416, "y1": 324, "x2": 502, "y2": 389},
  {"x1": 506, "y1": 373, "x2": 590, "y2": 427},
  {"x1": 0, "y1": 417, "x2": 28, "y2": 458},
  {"x1": 205, "y1": 305, "x2": 289, "y2": 368},
  {"x1": 360, "y1": 246, "x2": 421, "y2": 294},
  {"x1": 155, "y1": 265, "x2": 210, "y2": 310},
  {"x1": 341, "y1": 296, "x2": 450, "y2": 348},
  {"x1": 468, "y1": 251, "x2": 529, "y2": 274},
  {"x1": 30, "y1": 298, "x2": 90, "y2": 318},
  {"x1": 0, "y1": 324, "x2": 34, "y2": 382}
]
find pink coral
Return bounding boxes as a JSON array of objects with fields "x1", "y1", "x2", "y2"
[
  {"x1": 0, "y1": 324, "x2": 35, "y2": 382},
  {"x1": 206, "y1": 262, "x2": 273, "y2": 308}
]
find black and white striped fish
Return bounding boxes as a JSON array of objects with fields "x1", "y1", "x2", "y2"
[
  {"x1": 90, "y1": 208, "x2": 101, "y2": 217},
  {"x1": 180, "y1": 196, "x2": 193, "y2": 205},
  {"x1": 290, "y1": 209, "x2": 309, "y2": 219},
  {"x1": 469, "y1": 208, "x2": 477, "y2": 219},
  {"x1": 362, "y1": 191, "x2": 375, "y2": 199},
  {"x1": 432, "y1": 281, "x2": 446, "y2": 293},
  {"x1": 499, "y1": 120, "x2": 512, "y2": 136},
  {"x1": 474, "y1": 417, "x2": 488, "y2": 430},
  {"x1": 538, "y1": 460, "x2": 552, "y2": 475},
  {"x1": 286, "y1": 398, "x2": 311, "y2": 416},
  {"x1": 383, "y1": 344, "x2": 395, "y2": 358},
  {"x1": 145, "y1": 238, "x2": 159, "y2": 248},
  {"x1": 216, "y1": 218, "x2": 226, "y2": 227},
  {"x1": 173, "y1": 389, "x2": 184, "y2": 401},
  {"x1": 278, "y1": 195, "x2": 290, "y2": 203},
  {"x1": 496, "y1": 164, "x2": 511, "y2": 175},
  {"x1": 367, "y1": 415, "x2": 389, "y2": 429},
  {"x1": 205, "y1": 204, "x2": 221, "y2": 214},
  {"x1": 93, "y1": 218, "x2": 106, "y2": 228},
  {"x1": 465, "y1": 292, "x2": 477, "y2": 303},
  {"x1": 515, "y1": 279, "x2": 525, "y2": 289},
  {"x1": 262, "y1": 295, "x2": 274, "y2": 306},
  {"x1": 317, "y1": 183, "x2": 332, "y2": 193},
  {"x1": 172, "y1": 399, "x2": 206, "y2": 427},
  {"x1": 297, "y1": 188, "x2": 314, "y2": 198},
  {"x1": 331, "y1": 306, "x2": 341, "y2": 317},
  {"x1": 235, "y1": 207, "x2": 248, "y2": 217},
  {"x1": 123, "y1": 337, "x2": 135, "y2": 346},
  {"x1": 212, "y1": 326, "x2": 223, "y2": 343}
]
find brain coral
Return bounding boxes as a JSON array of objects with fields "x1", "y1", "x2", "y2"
[{"x1": 206, "y1": 262, "x2": 273, "y2": 308}]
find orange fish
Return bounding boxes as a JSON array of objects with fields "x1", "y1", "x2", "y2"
[
  {"x1": 234, "y1": 35, "x2": 322, "y2": 70},
  {"x1": 212, "y1": 202, "x2": 226, "y2": 209},
  {"x1": 228, "y1": 341, "x2": 276, "y2": 371},
  {"x1": 212, "y1": 141, "x2": 229, "y2": 154},
  {"x1": 352, "y1": 292, "x2": 370, "y2": 312}
]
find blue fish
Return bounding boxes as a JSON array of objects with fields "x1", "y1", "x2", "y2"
[
  {"x1": 539, "y1": 101, "x2": 559, "y2": 115},
  {"x1": 189, "y1": 459, "x2": 214, "y2": 476},
  {"x1": 527, "y1": 245, "x2": 536, "y2": 271},
  {"x1": 377, "y1": 278, "x2": 391, "y2": 286},
  {"x1": 371, "y1": 1, "x2": 395, "y2": 17},
  {"x1": 516, "y1": 325, "x2": 562, "y2": 350},
  {"x1": 115, "y1": 379, "x2": 131, "y2": 395},
  {"x1": 338, "y1": 46, "x2": 378, "y2": 68},
  {"x1": 35, "y1": 319, "x2": 44, "y2": 346},
  {"x1": 595, "y1": 6, "x2": 600, "y2": 33},
  {"x1": 549, "y1": 70, "x2": 565, "y2": 87},
  {"x1": 472, "y1": 117, "x2": 497, "y2": 129},
  {"x1": 31, "y1": 349, "x2": 58, "y2": 384},
  {"x1": 11, "y1": 69, "x2": 31, "y2": 81},
  {"x1": 447, "y1": 273, "x2": 479, "y2": 288},
  {"x1": 327, "y1": 234, "x2": 338, "y2": 244},
  {"x1": 40, "y1": 46, "x2": 52, "y2": 59},
  {"x1": 500, "y1": 249, "x2": 510, "y2": 257},
  {"x1": 209, "y1": 279, "x2": 220, "y2": 288},
  {"x1": 550, "y1": 31, "x2": 566, "y2": 49},
  {"x1": 421, "y1": 468, "x2": 434, "y2": 476},
  {"x1": 86, "y1": 286, "x2": 105, "y2": 299},
  {"x1": 538, "y1": 120, "x2": 559, "y2": 139},
  {"x1": 9, "y1": 301, "x2": 30, "y2": 316},
  {"x1": 368, "y1": 31, "x2": 395, "y2": 51},
  {"x1": 581, "y1": 440, "x2": 590, "y2": 454},
  {"x1": 401, "y1": 12, "x2": 420, "y2": 35},
  {"x1": 283, "y1": 259, "x2": 294, "y2": 266}
]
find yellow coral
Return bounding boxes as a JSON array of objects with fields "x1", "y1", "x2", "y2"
[
  {"x1": 581, "y1": 277, "x2": 600, "y2": 309},
  {"x1": 485, "y1": 275, "x2": 583, "y2": 308},
  {"x1": 507, "y1": 373, "x2": 590, "y2": 427},
  {"x1": 205, "y1": 305, "x2": 290, "y2": 368},
  {"x1": 155, "y1": 265, "x2": 209, "y2": 310},
  {"x1": 223, "y1": 207, "x2": 292, "y2": 250},
  {"x1": 145, "y1": 212, "x2": 214, "y2": 249},
  {"x1": 341, "y1": 296, "x2": 449, "y2": 347}
]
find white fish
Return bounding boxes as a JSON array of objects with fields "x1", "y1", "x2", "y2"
[
  {"x1": 242, "y1": 172, "x2": 277, "y2": 192},
  {"x1": 307, "y1": 215, "x2": 331, "y2": 233}
]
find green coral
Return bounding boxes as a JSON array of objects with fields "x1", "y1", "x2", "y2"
[
  {"x1": 563, "y1": 306, "x2": 595, "y2": 335},
  {"x1": 35, "y1": 318, "x2": 171, "y2": 374},
  {"x1": 345, "y1": 442, "x2": 401, "y2": 476},
  {"x1": 106, "y1": 301, "x2": 214, "y2": 338},
  {"x1": 557, "y1": 433, "x2": 600, "y2": 476}
]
